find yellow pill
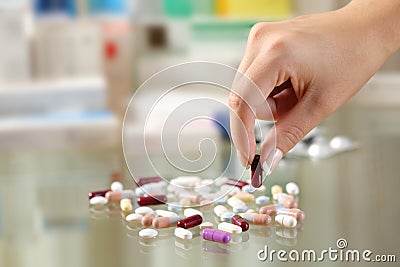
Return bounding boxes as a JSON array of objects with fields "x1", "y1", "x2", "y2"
[
  {"x1": 233, "y1": 193, "x2": 255, "y2": 203},
  {"x1": 271, "y1": 185, "x2": 283, "y2": 196},
  {"x1": 120, "y1": 198, "x2": 133, "y2": 213}
]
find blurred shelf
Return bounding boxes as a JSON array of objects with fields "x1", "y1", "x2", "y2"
[
  {"x1": 350, "y1": 72, "x2": 400, "y2": 107},
  {"x1": 0, "y1": 110, "x2": 119, "y2": 151},
  {"x1": 0, "y1": 76, "x2": 107, "y2": 115}
]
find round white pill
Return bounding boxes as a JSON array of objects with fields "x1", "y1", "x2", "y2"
[
  {"x1": 174, "y1": 228, "x2": 193, "y2": 240},
  {"x1": 89, "y1": 196, "x2": 108, "y2": 206},
  {"x1": 184, "y1": 208, "x2": 203, "y2": 217},
  {"x1": 255, "y1": 196, "x2": 270, "y2": 205},
  {"x1": 220, "y1": 212, "x2": 235, "y2": 222},
  {"x1": 286, "y1": 182, "x2": 300, "y2": 196},
  {"x1": 125, "y1": 213, "x2": 143, "y2": 222},
  {"x1": 139, "y1": 228, "x2": 158, "y2": 238},
  {"x1": 135, "y1": 206, "x2": 154, "y2": 216},
  {"x1": 111, "y1": 181, "x2": 123, "y2": 192}
]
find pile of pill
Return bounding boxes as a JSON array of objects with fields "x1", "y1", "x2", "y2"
[{"x1": 89, "y1": 170, "x2": 305, "y2": 250}]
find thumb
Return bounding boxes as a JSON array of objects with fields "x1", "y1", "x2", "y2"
[{"x1": 260, "y1": 99, "x2": 325, "y2": 175}]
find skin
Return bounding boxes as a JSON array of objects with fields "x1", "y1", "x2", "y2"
[{"x1": 228, "y1": 0, "x2": 400, "y2": 177}]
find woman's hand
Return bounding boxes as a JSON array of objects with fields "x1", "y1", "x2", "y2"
[{"x1": 228, "y1": 0, "x2": 400, "y2": 183}]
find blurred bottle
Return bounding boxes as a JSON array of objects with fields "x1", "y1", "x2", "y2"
[
  {"x1": 0, "y1": 2, "x2": 31, "y2": 82},
  {"x1": 86, "y1": 0, "x2": 135, "y2": 116},
  {"x1": 216, "y1": 0, "x2": 292, "y2": 19}
]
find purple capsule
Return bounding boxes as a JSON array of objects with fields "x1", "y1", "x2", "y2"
[
  {"x1": 251, "y1": 154, "x2": 262, "y2": 188},
  {"x1": 201, "y1": 229, "x2": 231, "y2": 243}
]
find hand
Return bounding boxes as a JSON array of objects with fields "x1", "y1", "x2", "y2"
[{"x1": 228, "y1": 0, "x2": 400, "y2": 183}]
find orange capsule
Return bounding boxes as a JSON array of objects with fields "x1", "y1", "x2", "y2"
[
  {"x1": 141, "y1": 213, "x2": 155, "y2": 227},
  {"x1": 152, "y1": 216, "x2": 181, "y2": 228},
  {"x1": 242, "y1": 213, "x2": 271, "y2": 226},
  {"x1": 259, "y1": 204, "x2": 284, "y2": 216},
  {"x1": 283, "y1": 197, "x2": 298, "y2": 209}
]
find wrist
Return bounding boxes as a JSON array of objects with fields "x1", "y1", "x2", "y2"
[{"x1": 343, "y1": 0, "x2": 400, "y2": 57}]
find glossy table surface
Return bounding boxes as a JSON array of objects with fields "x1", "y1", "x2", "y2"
[{"x1": 1, "y1": 104, "x2": 399, "y2": 267}]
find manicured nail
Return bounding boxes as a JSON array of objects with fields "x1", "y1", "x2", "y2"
[{"x1": 262, "y1": 149, "x2": 283, "y2": 176}]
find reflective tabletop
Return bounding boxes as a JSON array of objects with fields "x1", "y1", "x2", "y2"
[{"x1": 1, "y1": 104, "x2": 399, "y2": 267}]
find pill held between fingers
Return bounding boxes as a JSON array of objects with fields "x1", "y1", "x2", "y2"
[
  {"x1": 174, "y1": 228, "x2": 193, "y2": 240},
  {"x1": 184, "y1": 208, "x2": 203, "y2": 217},
  {"x1": 89, "y1": 196, "x2": 108, "y2": 206},
  {"x1": 218, "y1": 222, "x2": 242, "y2": 234},
  {"x1": 275, "y1": 214, "x2": 297, "y2": 228},
  {"x1": 286, "y1": 182, "x2": 300, "y2": 195},
  {"x1": 111, "y1": 181, "x2": 123, "y2": 192},
  {"x1": 125, "y1": 213, "x2": 143, "y2": 222},
  {"x1": 139, "y1": 228, "x2": 158, "y2": 238},
  {"x1": 135, "y1": 206, "x2": 154, "y2": 216},
  {"x1": 199, "y1": 222, "x2": 214, "y2": 230}
]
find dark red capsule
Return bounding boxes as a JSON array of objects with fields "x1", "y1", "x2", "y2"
[
  {"x1": 88, "y1": 190, "x2": 111, "y2": 200},
  {"x1": 225, "y1": 178, "x2": 249, "y2": 189},
  {"x1": 251, "y1": 154, "x2": 262, "y2": 188},
  {"x1": 137, "y1": 195, "x2": 167, "y2": 206},
  {"x1": 136, "y1": 176, "x2": 162, "y2": 186},
  {"x1": 177, "y1": 214, "x2": 203, "y2": 229},
  {"x1": 231, "y1": 215, "x2": 249, "y2": 232}
]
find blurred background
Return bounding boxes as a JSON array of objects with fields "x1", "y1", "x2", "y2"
[{"x1": 0, "y1": 0, "x2": 399, "y2": 267}]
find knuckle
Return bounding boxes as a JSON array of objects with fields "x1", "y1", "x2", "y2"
[
  {"x1": 228, "y1": 93, "x2": 242, "y2": 111},
  {"x1": 248, "y1": 22, "x2": 268, "y2": 43},
  {"x1": 280, "y1": 125, "x2": 305, "y2": 148}
]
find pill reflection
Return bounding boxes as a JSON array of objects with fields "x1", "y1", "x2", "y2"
[{"x1": 202, "y1": 241, "x2": 230, "y2": 255}]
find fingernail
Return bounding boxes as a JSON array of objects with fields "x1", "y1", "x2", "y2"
[{"x1": 262, "y1": 149, "x2": 283, "y2": 176}]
